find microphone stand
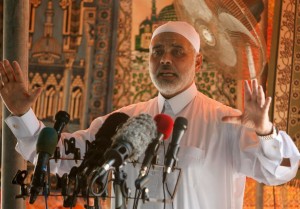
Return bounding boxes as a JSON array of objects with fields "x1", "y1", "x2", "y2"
[
  {"x1": 133, "y1": 174, "x2": 150, "y2": 209},
  {"x1": 113, "y1": 168, "x2": 128, "y2": 209},
  {"x1": 43, "y1": 161, "x2": 52, "y2": 209}
]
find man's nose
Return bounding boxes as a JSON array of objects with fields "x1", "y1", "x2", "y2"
[{"x1": 160, "y1": 52, "x2": 172, "y2": 65}]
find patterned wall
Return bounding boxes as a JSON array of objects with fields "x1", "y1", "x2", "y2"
[
  {"x1": 267, "y1": 0, "x2": 300, "y2": 161},
  {"x1": 90, "y1": 0, "x2": 116, "y2": 120},
  {"x1": 270, "y1": 0, "x2": 300, "y2": 160},
  {"x1": 0, "y1": 0, "x2": 299, "y2": 208},
  {"x1": 263, "y1": 0, "x2": 300, "y2": 208}
]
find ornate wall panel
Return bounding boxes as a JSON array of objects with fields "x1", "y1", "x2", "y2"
[
  {"x1": 90, "y1": 0, "x2": 114, "y2": 119},
  {"x1": 272, "y1": 0, "x2": 295, "y2": 131},
  {"x1": 25, "y1": 0, "x2": 102, "y2": 131},
  {"x1": 288, "y1": 0, "x2": 300, "y2": 149},
  {"x1": 271, "y1": 0, "x2": 300, "y2": 157},
  {"x1": 113, "y1": 0, "x2": 133, "y2": 109},
  {"x1": 265, "y1": 0, "x2": 300, "y2": 208}
]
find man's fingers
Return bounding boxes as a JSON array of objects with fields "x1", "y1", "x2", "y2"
[
  {"x1": 251, "y1": 79, "x2": 258, "y2": 102},
  {"x1": 29, "y1": 87, "x2": 42, "y2": 103},
  {"x1": 0, "y1": 62, "x2": 9, "y2": 83},
  {"x1": 263, "y1": 97, "x2": 272, "y2": 112},
  {"x1": 244, "y1": 80, "x2": 251, "y2": 101},
  {"x1": 0, "y1": 79, "x2": 4, "y2": 91},
  {"x1": 3, "y1": 60, "x2": 17, "y2": 82},
  {"x1": 12, "y1": 61, "x2": 24, "y2": 82},
  {"x1": 257, "y1": 85, "x2": 265, "y2": 107}
]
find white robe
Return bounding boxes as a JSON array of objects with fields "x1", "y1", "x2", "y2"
[{"x1": 5, "y1": 83, "x2": 300, "y2": 209}]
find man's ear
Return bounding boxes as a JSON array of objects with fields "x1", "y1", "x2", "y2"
[{"x1": 195, "y1": 53, "x2": 203, "y2": 73}]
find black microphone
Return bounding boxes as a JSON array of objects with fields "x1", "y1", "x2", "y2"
[
  {"x1": 163, "y1": 117, "x2": 188, "y2": 182},
  {"x1": 96, "y1": 113, "x2": 157, "y2": 176},
  {"x1": 29, "y1": 127, "x2": 58, "y2": 204},
  {"x1": 74, "y1": 112, "x2": 130, "y2": 177},
  {"x1": 54, "y1": 110, "x2": 70, "y2": 139},
  {"x1": 139, "y1": 114, "x2": 174, "y2": 176}
]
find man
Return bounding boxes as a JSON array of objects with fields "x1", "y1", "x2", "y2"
[{"x1": 0, "y1": 21, "x2": 299, "y2": 209}]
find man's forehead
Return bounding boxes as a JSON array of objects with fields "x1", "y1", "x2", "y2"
[
  {"x1": 150, "y1": 32, "x2": 193, "y2": 48},
  {"x1": 150, "y1": 21, "x2": 200, "y2": 52}
]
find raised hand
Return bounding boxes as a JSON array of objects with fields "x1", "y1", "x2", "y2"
[
  {"x1": 0, "y1": 60, "x2": 42, "y2": 116},
  {"x1": 222, "y1": 79, "x2": 273, "y2": 135}
]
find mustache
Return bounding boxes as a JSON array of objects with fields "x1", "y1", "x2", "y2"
[
  {"x1": 159, "y1": 64, "x2": 174, "y2": 70},
  {"x1": 156, "y1": 65, "x2": 177, "y2": 74}
]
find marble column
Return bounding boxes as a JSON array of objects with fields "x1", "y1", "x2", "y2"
[{"x1": 2, "y1": 0, "x2": 29, "y2": 209}]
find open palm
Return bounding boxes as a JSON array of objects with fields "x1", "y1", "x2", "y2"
[
  {"x1": 0, "y1": 60, "x2": 42, "y2": 116},
  {"x1": 222, "y1": 79, "x2": 273, "y2": 135}
]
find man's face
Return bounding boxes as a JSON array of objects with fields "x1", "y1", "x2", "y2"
[{"x1": 149, "y1": 32, "x2": 202, "y2": 98}]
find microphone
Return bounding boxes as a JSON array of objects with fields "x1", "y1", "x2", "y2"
[
  {"x1": 96, "y1": 113, "x2": 157, "y2": 176},
  {"x1": 163, "y1": 117, "x2": 188, "y2": 182},
  {"x1": 75, "y1": 112, "x2": 130, "y2": 177},
  {"x1": 53, "y1": 111, "x2": 70, "y2": 139},
  {"x1": 29, "y1": 127, "x2": 58, "y2": 204},
  {"x1": 140, "y1": 114, "x2": 173, "y2": 176}
]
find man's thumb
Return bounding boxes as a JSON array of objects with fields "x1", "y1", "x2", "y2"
[{"x1": 30, "y1": 87, "x2": 42, "y2": 102}]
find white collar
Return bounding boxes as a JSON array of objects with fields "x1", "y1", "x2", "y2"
[{"x1": 158, "y1": 82, "x2": 198, "y2": 115}]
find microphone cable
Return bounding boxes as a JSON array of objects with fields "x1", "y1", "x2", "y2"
[
  {"x1": 132, "y1": 183, "x2": 141, "y2": 209},
  {"x1": 133, "y1": 113, "x2": 173, "y2": 209},
  {"x1": 41, "y1": 149, "x2": 52, "y2": 209},
  {"x1": 43, "y1": 164, "x2": 49, "y2": 209},
  {"x1": 132, "y1": 136, "x2": 173, "y2": 209},
  {"x1": 44, "y1": 192, "x2": 49, "y2": 209},
  {"x1": 165, "y1": 181, "x2": 174, "y2": 209}
]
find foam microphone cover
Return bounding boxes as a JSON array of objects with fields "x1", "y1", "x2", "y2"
[
  {"x1": 139, "y1": 114, "x2": 173, "y2": 174},
  {"x1": 36, "y1": 127, "x2": 59, "y2": 155},
  {"x1": 154, "y1": 113, "x2": 174, "y2": 139},
  {"x1": 111, "y1": 113, "x2": 157, "y2": 161}
]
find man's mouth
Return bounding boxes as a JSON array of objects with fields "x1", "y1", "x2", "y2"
[{"x1": 158, "y1": 73, "x2": 177, "y2": 77}]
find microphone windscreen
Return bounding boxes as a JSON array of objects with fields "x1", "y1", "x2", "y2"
[
  {"x1": 154, "y1": 114, "x2": 174, "y2": 139},
  {"x1": 36, "y1": 127, "x2": 58, "y2": 155},
  {"x1": 112, "y1": 113, "x2": 157, "y2": 160}
]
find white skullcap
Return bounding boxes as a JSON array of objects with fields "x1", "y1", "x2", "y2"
[{"x1": 151, "y1": 21, "x2": 200, "y2": 52}]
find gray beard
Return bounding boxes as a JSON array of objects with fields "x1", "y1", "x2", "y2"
[
  {"x1": 150, "y1": 72, "x2": 195, "y2": 97},
  {"x1": 153, "y1": 81, "x2": 182, "y2": 96}
]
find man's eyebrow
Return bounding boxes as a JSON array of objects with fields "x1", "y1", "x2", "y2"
[
  {"x1": 171, "y1": 44, "x2": 184, "y2": 48},
  {"x1": 152, "y1": 44, "x2": 164, "y2": 49},
  {"x1": 151, "y1": 44, "x2": 185, "y2": 50}
]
